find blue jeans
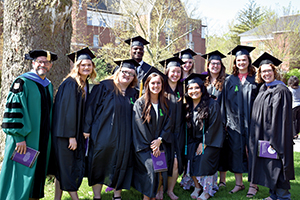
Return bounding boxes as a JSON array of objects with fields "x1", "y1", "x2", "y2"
[{"x1": 269, "y1": 188, "x2": 291, "y2": 200}]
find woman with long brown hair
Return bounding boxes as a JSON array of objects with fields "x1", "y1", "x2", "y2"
[
  {"x1": 83, "y1": 59, "x2": 139, "y2": 200},
  {"x1": 132, "y1": 67, "x2": 172, "y2": 200},
  {"x1": 185, "y1": 73, "x2": 223, "y2": 200},
  {"x1": 221, "y1": 45, "x2": 258, "y2": 197},
  {"x1": 173, "y1": 48, "x2": 197, "y2": 80},
  {"x1": 52, "y1": 47, "x2": 97, "y2": 200},
  {"x1": 202, "y1": 50, "x2": 226, "y2": 104}
]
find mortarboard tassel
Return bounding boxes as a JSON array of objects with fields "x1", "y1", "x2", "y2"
[
  {"x1": 47, "y1": 51, "x2": 51, "y2": 61},
  {"x1": 139, "y1": 81, "x2": 143, "y2": 97}
]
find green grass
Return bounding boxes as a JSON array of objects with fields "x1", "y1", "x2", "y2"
[{"x1": 44, "y1": 152, "x2": 300, "y2": 199}]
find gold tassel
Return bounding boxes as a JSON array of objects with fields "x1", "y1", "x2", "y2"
[
  {"x1": 139, "y1": 81, "x2": 143, "y2": 97},
  {"x1": 47, "y1": 51, "x2": 51, "y2": 61}
]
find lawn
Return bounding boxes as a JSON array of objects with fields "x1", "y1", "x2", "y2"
[{"x1": 44, "y1": 152, "x2": 300, "y2": 200}]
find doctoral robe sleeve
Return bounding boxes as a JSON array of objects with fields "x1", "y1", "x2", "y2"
[
  {"x1": 205, "y1": 100, "x2": 223, "y2": 147},
  {"x1": 1, "y1": 78, "x2": 31, "y2": 143},
  {"x1": 52, "y1": 79, "x2": 80, "y2": 138},
  {"x1": 83, "y1": 83, "x2": 107, "y2": 133}
]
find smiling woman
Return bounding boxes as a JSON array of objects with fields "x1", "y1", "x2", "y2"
[{"x1": 51, "y1": 47, "x2": 97, "y2": 200}]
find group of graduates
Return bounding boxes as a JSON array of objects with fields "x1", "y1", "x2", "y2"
[{"x1": 0, "y1": 35, "x2": 295, "y2": 200}]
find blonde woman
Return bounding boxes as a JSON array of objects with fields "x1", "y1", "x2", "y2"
[
  {"x1": 52, "y1": 47, "x2": 97, "y2": 200},
  {"x1": 83, "y1": 59, "x2": 139, "y2": 200}
]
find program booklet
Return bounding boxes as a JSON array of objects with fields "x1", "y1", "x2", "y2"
[
  {"x1": 258, "y1": 140, "x2": 279, "y2": 159},
  {"x1": 151, "y1": 151, "x2": 168, "y2": 172},
  {"x1": 10, "y1": 146, "x2": 40, "y2": 168}
]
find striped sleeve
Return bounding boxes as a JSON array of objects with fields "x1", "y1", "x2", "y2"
[{"x1": 1, "y1": 78, "x2": 31, "y2": 143}]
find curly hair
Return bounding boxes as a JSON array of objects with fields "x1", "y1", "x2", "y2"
[
  {"x1": 204, "y1": 60, "x2": 226, "y2": 91},
  {"x1": 232, "y1": 55, "x2": 255, "y2": 76},
  {"x1": 185, "y1": 81, "x2": 210, "y2": 130},
  {"x1": 107, "y1": 67, "x2": 138, "y2": 95},
  {"x1": 255, "y1": 63, "x2": 280, "y2": 84},
  {"x1": 64, "y1": 59, "x2": 97, "y2": 97},
  {"x1": 288, "y1": 75, "x2": 299, "y2": 89},
  {"x1": 142, "y1": 73, "x2": 168, "y2": 123}
]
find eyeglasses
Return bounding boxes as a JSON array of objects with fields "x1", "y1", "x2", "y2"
[
  {"x1": 261, "y1": 69, "x2": 273, "y2": 74},
  {"x1": 35, "y1": 60, "x2": 52, "y2": 66},
  {"x1": 210, "y1": 62, "x2": 221, "y2": 66},
  {"x1": 121, "y1": 70, "x2": 135, "y2": 77}
]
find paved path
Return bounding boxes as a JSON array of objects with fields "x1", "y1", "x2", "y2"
[{"x1": 294, "y1": 137, "x2": 300, "y2": 152}]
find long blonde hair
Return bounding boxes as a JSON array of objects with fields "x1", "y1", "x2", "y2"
[
  {"x1": 65, "y1": 59, "x2": 97, "y2": 97},
  {"x1": 107, "y1": 67, "x2": 138, "y2": 95}
]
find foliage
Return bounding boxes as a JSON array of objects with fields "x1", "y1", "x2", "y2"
[
  {"x1": 253, "y1": 6, "x2": 300, "y2": 71},
  {"x1": 93, "y1": 57, "x2": 112, "y2": 82},
  {"x1": 88, "y1": 0, "x2": 201, "y2": 69},
  {"x1": 284, "y1": 68, "x2": 300, "y2": 84},
  {"x1": 43, "y1": 152, "x2": 300, "y2": 199},
  {"x1": 231, "y1": 0, "x2": 264, "y2": 35}
]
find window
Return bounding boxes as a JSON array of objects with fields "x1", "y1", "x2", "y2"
[
  {"x1": 93, "y1": 35, "x2": 99, "y2": 47},
  {"x1": 79, "y1": 0, "x2": 82, "y2": 10},
  {"x1": 87, "y1": 15, "x2": 92, "y2": 25},
  {"x1": 99, "y1": 18, "x2": 106, "y2": 27}
]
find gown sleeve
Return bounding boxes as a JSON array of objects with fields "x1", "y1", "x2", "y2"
[
  {"x1": 205, "y1": 100, "x2": 223, "y2": 147},
  {"x1": 2, "y1": 78, "x2": 31, "y2": 143},
  {"x1": 83, "y1": 82, "x2": 107, "y2": 133},
  {"x1": 52, "y1": 79, "x2": 80, "y2": 138}
]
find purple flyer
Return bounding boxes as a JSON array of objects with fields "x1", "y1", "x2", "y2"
[
  {"x1": 151, "y1": 151, "x2": 168, "y2": 172},
  {"x1": 258, "y1": 140, "x2": 279, "y2": 159},
  {"x1": 10, "y1": 147, "x2": 40, "y2": 168}
]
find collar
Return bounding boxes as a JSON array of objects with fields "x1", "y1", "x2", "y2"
[
  {"x1": 20, "y1": 71, "x2": 51, "y2": 87},
  {"x1": 265, "y1": 79, "x2": 286, "y2": 87}
]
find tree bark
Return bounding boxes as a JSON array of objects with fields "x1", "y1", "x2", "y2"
[{"x1": 0, "y1": 0, "x2": 73, "y2": 167}]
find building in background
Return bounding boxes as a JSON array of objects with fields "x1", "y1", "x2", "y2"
[{"x1": 71, "y1": 0, "x2": 207, "y2": 73}]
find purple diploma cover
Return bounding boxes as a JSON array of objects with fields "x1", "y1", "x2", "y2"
[
  {"x1": 151, "y1": 151, "x2": 168, "y2": 172},
  {"x1": 258, "y1": 140, "x2": 279, "y2": 159},
  {"x1": 10, "y1": 147, "x2": 40, "y2": 168}
]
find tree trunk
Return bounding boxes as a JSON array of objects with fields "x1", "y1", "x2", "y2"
[{"x1": 0, "y1": 0, "x2": 73, "y2": 168}]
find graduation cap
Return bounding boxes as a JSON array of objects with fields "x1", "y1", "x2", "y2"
[
  {"x1": 201, "y1": 50, "x2": 226, "y2": 61},
  {"x1": 173, "y1": 48, "x2": 197, "y2": 59},
  {"x1": 159, "y1": 56, "x2": 184, "y2": 69},
  {"x1": 67, "y1": 47, "x2": 95, "y2": 63},
  {"x1": 228, "y1": 45, "x2": 255, "y2": 57},
  {"x1": 124, "y1": 36, "x2": 150, "y2": 47},
  {"x1": 25, "y1": 49, "x2": 58, "y2": 61},
  {"x1": 114, "y1": 59, "x2": 140, "y2": 70},
  {"x1": 252, "y1": 52, "x2": 282, "y2": 68},
  {"x1": 184, "y1": 73, "x2": 208, "y2": 87},
  {"x1": 139, "y1": 67, "x2": 167, "y2": 97}
]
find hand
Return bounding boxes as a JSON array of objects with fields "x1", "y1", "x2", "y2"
[
  {"x1": 196, "y1": 143, "x2": 206, "y2": 155},
  {"x1": 83, "y1": 132, "x2": 90, "y2": 139},
  {"x1": 150, "y1": 139, "x2": 162, "y2": 151},
  {"x1": 15, "y1": 141, "x2": 27, "y2": 154},
  {"x1": 152, "y1": 149, "x2": 161, "y2": 157},
  {"x1": 68, "y1": 137, "x2": 77, "y2": 151}
]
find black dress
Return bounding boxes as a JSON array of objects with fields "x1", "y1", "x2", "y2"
[
  {"x1": 221, "y1": 74, "x2": 258, "y2": 173},
  {"x1": 165, "y1": 83, "x2": 185, "y2": 175},
  {"x1": 83, "y1": 79, "x2": 138, "y2": 190},
  {"x1": 187, "y1": 98, "x2": 223, "y2": 176},
  {"x1": 132, "y1": 97, "x2": 172, "y2": 198},
  {"x1": 52, "y1": 77, "x2": 87, "y2": 191},
  {"x1": 248, "y1": 83, "x2": 295, "y2": 190}
]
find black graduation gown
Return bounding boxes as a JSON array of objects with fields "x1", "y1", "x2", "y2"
[
  {"x1": 221, "y1": 74, "x2": 257, "y2": 173},
  {"x1": 83, "y1": 79, "x2": 138, "y2": 190},
  {"x1": 187, "y1": 98, "x2": 223, "y2": 176},
  {"x1": 132, "y1": 97, "x2": 172, "y2": 198},
  {"x1": 52, "y1": 77, "x2": 87, "y2": 191},
  {"x1": 249, "y1": 83, "x2": 295, "y2": 190},
  {"x1": 207, "y1": 84, "x2": 222, "y2": 105},
  {"x1": 165, "y1": 83, "x2": 185, "y2": 175}
]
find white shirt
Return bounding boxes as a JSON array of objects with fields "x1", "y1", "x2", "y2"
[{"x1": 152, "y1": 103, "x2": 159, "y2": 121}]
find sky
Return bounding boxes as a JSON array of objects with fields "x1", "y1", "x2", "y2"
[{"x1": 185, "y1": 0, "x2": 300, "y2": 35}]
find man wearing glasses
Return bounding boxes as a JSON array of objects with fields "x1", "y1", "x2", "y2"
[{"x1": 0, "y1": 49, "x2": 57, "y2": 200}]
